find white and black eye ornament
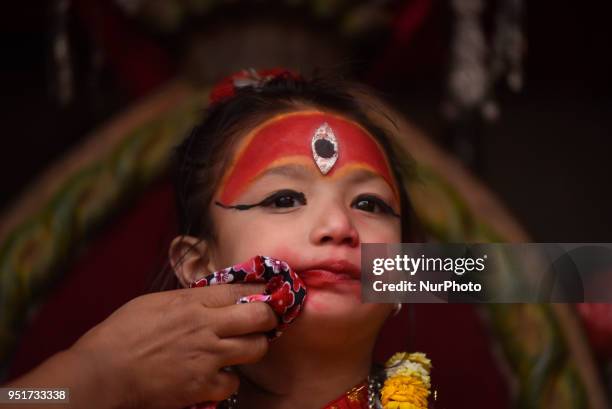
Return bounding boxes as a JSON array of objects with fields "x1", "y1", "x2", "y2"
[{"x1": 311, "y1": 122, "x2": 338, "y2": 175}]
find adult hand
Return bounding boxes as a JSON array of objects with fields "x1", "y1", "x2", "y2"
[{"x1": 7, "y1": 284, "x2": 276, "y2": 409}]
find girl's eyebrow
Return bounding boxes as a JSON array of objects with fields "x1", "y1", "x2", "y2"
[
  {"x1": 260, "y1": 165, "x2": 391, "y2": 190},
  {"x1": 260, "y1": 164, "x2": 314, "y2": 180},
  {"x1": 342, "y1": 169, "x2": 386, "y2": 184},
  {"x1": 339, "y1": 169, "x2": 398, "y2": 201}
]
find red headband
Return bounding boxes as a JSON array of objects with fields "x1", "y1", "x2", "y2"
[{"x1": 218, "y1": 111, "x2": 399, "y2": 204}]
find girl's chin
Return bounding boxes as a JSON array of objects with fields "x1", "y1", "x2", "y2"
[
  {"x1": 301, "y1": 286, "x2": 363, "y2": 315},
  {"x1": 281, "y1": 291, "x2": 388, "y2": 344}
]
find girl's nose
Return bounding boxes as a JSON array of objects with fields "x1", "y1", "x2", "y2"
[{"x1": 309, "y1": 200, "x2": 360, "y2": 247}]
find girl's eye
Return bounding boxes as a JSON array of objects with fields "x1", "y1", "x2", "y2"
[
  {"x1": 351, "y1": 194, "x2": 399, "y2": 217},
  {"x1": 274, "y1": 195, "x2": 299, "y2": 208},
  {"x1": 261, "y1": 189, "x2": 307, "y2": 209}
]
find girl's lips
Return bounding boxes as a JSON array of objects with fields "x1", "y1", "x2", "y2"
[{"x1": 298, "y1": 269, "x2": 359, "y2": 288}]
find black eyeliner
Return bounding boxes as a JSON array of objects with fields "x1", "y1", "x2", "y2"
[
  {"x1": 214, "y1": 201, "x2": 258, "y2": 211},
  {"x1": 215, "y1": 189, "x2": 306, "y2": 211},
  {"x1": 354, "y1": 194, "x2": 401, "y2": 218}
]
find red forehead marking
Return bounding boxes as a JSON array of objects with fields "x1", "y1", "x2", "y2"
[{"x1": 219, "y1": 111, "x2": 398, "y2": 204}]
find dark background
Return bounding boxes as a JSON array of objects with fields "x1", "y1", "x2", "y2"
[{"x1": 1, "y1": 1, "x2": 611, "y2": 242}]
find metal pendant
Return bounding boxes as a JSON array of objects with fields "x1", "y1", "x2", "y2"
[{"x1": 311, "y1": 122, "x2": 339, "y2": 175}]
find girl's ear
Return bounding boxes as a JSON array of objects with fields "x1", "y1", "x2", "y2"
[{"x1": 169, "y1": 235, "x2": 216, "y2": 288}]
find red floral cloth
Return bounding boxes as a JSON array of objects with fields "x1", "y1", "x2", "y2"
[{"x1": 190, "y1": 255, "x2": 307, "y2": 339}]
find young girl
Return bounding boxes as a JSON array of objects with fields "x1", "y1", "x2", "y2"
[
  {"x1": 162, "y1": 69, "x2": 431, "y2": 409},
  {"x1": 3, "y1": 69, "x2": 430, "y2": 409}
]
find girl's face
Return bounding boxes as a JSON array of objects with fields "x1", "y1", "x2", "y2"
[{"x1": 206, "y1": 110, "x2": 401, "y2": 334}]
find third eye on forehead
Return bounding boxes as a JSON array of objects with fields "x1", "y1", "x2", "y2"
[{"x1": 314, "y1": 139, "x2": 335, "y2": 159}]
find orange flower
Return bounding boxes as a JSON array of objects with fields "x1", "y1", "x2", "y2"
[{"x1": 381, "y1": 375, "x2": 429, "y2": 409}]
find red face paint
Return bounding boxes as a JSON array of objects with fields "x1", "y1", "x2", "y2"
[{"x1": 218, "y1": 111, "x2": 399, "y2": 204}]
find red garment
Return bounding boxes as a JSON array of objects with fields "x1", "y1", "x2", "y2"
[
  {"x1": 322, "y1": 380, "x2": 369, "y2": 409},
  {"x1": 194, "y1": 380, "x2": 369, "y2": 409}
]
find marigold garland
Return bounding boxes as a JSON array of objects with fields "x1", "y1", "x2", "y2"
[{"x1": 380, "y1": 352, "x2": 432, "y2": 409}]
